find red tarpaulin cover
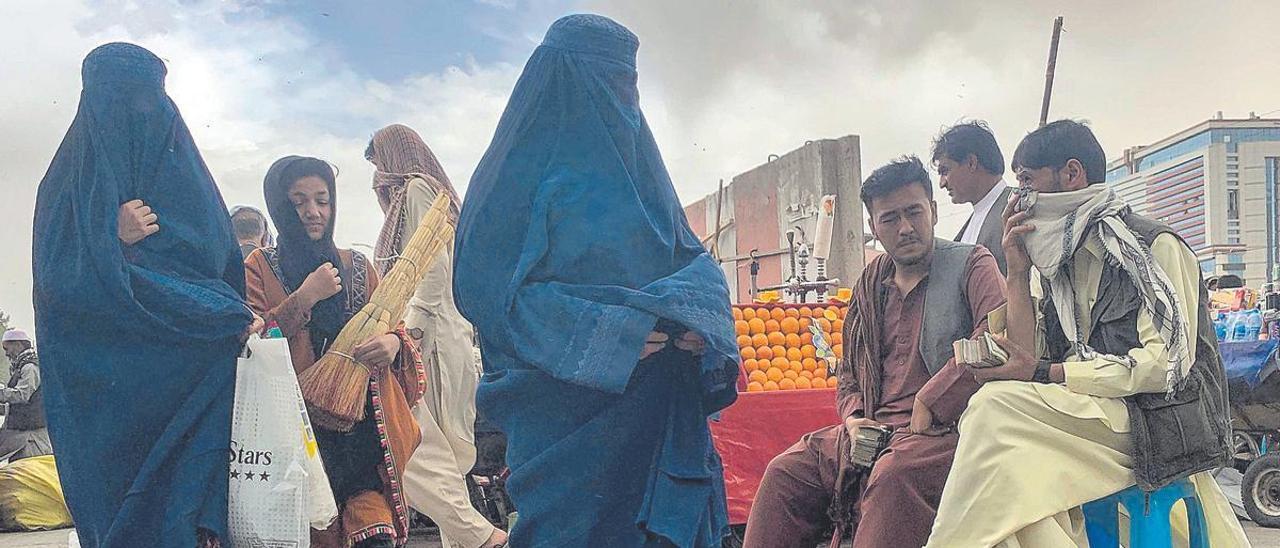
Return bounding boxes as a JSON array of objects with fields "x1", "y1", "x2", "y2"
[{"x1": 710, "y1": 389, "x2": 840, "y2": 524}]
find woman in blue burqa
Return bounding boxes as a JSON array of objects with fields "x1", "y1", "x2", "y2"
[
  {"x1": 32, "y1": 43, "x2": 255, "y2": 547},
  {"x1": 453, "y1": 14, "x2": 740, "y2": 548}
]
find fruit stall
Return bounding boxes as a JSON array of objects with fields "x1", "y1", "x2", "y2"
[{"x1": 709, "y1": 302, "x2": 847, "y2": 524}]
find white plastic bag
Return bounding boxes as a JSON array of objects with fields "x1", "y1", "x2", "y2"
[{"x1": 228, "y1": 336, "x2": 337, "y2": 547}]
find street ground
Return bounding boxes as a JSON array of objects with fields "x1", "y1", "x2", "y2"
[{"x1": 1, "y1": 524, "x2": 1279, "y2": 547}]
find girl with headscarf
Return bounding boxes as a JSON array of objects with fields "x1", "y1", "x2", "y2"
[
  {"x1": 453, "y1": 14, "x2": 739, "y2": 548},
  {"x1": 33, "y1": 43, "x2": 257, "y2": 548},
  {"x1": 243, "y1": 156, "x2": 425, "y2": 548},
  {"x1": 367, "y1": 125, "x2": 506, "y2": 548}
]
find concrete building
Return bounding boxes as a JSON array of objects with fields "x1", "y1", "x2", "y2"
[
  {"x1": 683, "y1": 136, "x2": 865, "y2": 304},
  {"x1": 1106, "y1": 116, "x2": 1280, "y2": 284}
]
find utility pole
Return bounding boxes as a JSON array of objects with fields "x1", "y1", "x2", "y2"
[{"x1": 1039, "y1": 16, "x2": 1064, "y2": 127}]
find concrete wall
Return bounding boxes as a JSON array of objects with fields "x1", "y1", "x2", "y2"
[{"x1": 685, "y1": 136, "x2": 864, "y2": 303}]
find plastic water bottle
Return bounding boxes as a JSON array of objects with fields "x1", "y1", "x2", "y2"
[
  {"x1": 1215, "y1": 313, "x2": 1229, "y2": 341},
  {"x1": 1246, "y1": 309, "x2": 1264, "y2": 341},
  {"x1": 1229, "y1": 311, "x2": 1246, "y2": 342}
]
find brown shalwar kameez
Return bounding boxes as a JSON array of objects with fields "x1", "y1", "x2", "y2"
[{"x1": 743, "y1": 247, "x2": 1005, "y2": 548}]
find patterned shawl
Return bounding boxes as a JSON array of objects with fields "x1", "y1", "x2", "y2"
[
  {"x1": 369, "y1": 124, "x2": 461, "y2": 275},
  {"x1": 1022, "y1": 185, "x2": 1193, "y2": 395}
]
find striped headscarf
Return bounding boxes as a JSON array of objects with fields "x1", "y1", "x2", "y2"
[
  {"x1": 1022, "y1": 185, "x2": 1193, "y2": 395},
  {"x1": 368, "y1": 124, "x2": 461, "y2": 275}
]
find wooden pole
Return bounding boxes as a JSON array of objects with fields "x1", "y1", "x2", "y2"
[
  {"x1": 1039, "y1": 16, "x2": 1064, "y2": 127},
  {"x1": 710, "y1": 178, "x2": 725, "y2": 259}
]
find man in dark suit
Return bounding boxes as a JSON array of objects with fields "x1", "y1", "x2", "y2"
[{"x1": 932, "y1": 121, "x2": 1012, "y2": 274}]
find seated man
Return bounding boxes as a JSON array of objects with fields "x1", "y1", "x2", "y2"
[
  {"x1": 925, "y1": 120, "x2": 1248, "y2": 547},
  {"x1": 743, "y1": 157, "x2": 1006, "y2": 548},
  {"x1": 0, "y1": 329, "x2": 52, "y2": 463}
]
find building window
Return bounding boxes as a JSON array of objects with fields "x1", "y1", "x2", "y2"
[
  {"x1": 1200, "y1": 259, "x2": 1216, "y2": 273},
  {"x1": 1228, "y1": 188, "x2": 1240, "y2": 220}
]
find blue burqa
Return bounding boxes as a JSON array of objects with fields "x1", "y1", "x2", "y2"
[
  {"x1": 453, "y1": 14, "x2": 739, "y2": 548},
  {"x1": 32, "y1": 43, "x2": 250, "y2": 547}
]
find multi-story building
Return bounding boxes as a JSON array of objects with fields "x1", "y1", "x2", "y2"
[{"x1": 1106, "y1": 116, "x2": 1280, "y2": 284}]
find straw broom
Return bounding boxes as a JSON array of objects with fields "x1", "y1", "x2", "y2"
[{"x1": 299, "y1": 192, "x2": 457, "y2": 431}]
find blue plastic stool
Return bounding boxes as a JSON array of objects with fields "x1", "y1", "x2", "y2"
[{"x1": 1082, "y1": 477, "x2": 1209, "y2": 548}]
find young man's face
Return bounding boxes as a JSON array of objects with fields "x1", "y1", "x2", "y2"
[
  {"x1": 868, "y1": 183, "x2": 938, "y2": 267},
  {"x1": 935, "y1": 154, "x2": 986, "y2": 205},
  {"x1": 1013, "y1": 158, "x2": 1089, "y2": 194},
  {"x1": 2, "y1": 341, "x2": 23, "y2": 360}
]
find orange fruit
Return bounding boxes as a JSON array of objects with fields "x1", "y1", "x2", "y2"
[
  {"x1": 789, "y1": 360, "x2": 804, "y2": 373},
  {"x1": 732, "y1": 307, "x2": 744, "y2": 321},
  {"x1": 737, "y1": 335, "x2": 752, "y2": 348},
  {"x1": 823, "y1": 309, "x2": 839, "y2": 322},
  {"x1": 798, "y1": 317, "x2": 812, "y2": 331},
  {"x1": 763, "y1": 380, "x2": 780, "y2": 391},
  {"x1": 831, "y1": 332, "x2": 843, "y2": 346},
  {"x1": 754, "y1": 308, "x2": 769, "y2": 321},
  {"x1": 811, "y1": 377, "x2": 827, "y2": 389},
  {"x1": 802, "y1": 357, "x2": 818, "y2": 371},
  {"x1": 748, "y1": 370, "x2": 768, "y2": 384},
  {"x1": 747, "y1": 381, "x2": 764, "y2": 392},
  {"x1": 798, "y1": 306, "x2": 813, "y2": 318},
  {"x1": 771, "y1": 357, "x2": 790, "y2": 372},
  {"x1": 748, "y1": 318, "x2": 766, "y2": 335},
  {"x1": 800, "y1": 332, "x2": 813, "y2": 345},
  {"x1": 795, "y1": 376, "x2": 812, "y2": 389},
  {"x1": 839, "y1": 307, "x2": 849, "y2": 318},
  {"x1": 780, "y1": 317, "x2": 799, "y2": 334},
  {"x1": 828, "y1": 377, "x2": 839, "y2": 389},
  {"x1": 786, "y1": 348, "x2": 803, "y2": 362},
  {"x1": 801, "y1": 345, "x2": 817, "y2": 359},
  {"x1": 766, "y1": 367, "x2": 785, "y2": 382},
  {"x1": 756, "y1": 346, "x2": 773, "y2": 360},
  {"x1": 827, "y1": 305, "x2": 841, "y2": 317},
  {"x1": 742, "y1": 307, "x2": 756, "y2": 321},
  {"x1": 833, "y1": 344, "x2": 843, "y2": 358},
  {"x1": 832, "y1": 319, "x2": 845, "y2": 335},
  {"x1": 743, "y1": 358, "x2": 760, "y2": 372},
  {"x1": 779, "y1": 378, "x2": 796, "y2": 390},
  {"x1": 771, "y1": 347, "x2": 788, "y2": 362},
  {"x1": 764, "y1": 319, "x2": 781, "y2": 333},
  {"x1": 770, "y1": 308, "x2": 786, "y2": 322},
  {"x1": 786, "y1": 308, "x2": 801, "y2": 319},
  {"x1": 799, "y1": 370, "x2": 814, "y2": 379},
  {"x1": 813, "y1": 368, "x2": 828, "y2": 379},
  {"x1": 740, "y1": 347, "x2": 756, "y2": 360},
  {"x1": 751, "y1": 333, "x2": 769, "y2": 347},
  {"x1": 816, "y1": 318, "x2": 832, "y2": 333},
  {"x1": 784, "y1": 370, "x2": 799, "y2": 380},
  {"x1": 735, "y1": 320, "x2": 749, "y2": 336},
  {"x1": 768, "y1": 332, "x2": 786, "y2": 346},
  {"x1": 785, "y1": 333, "x2": 803, "y2": 349}
]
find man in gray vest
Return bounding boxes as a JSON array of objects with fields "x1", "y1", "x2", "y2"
[
  {"x1": 932, "y1": 121, "x2": 1013, "y2": 274},
  {"x1": 0, "y1": 329, "x2": 52, "y2": 462},
  {"x1": 744, "y1": 156, "x2": 1006, "y2": 548},
  {"x1": 925, "y1": 120, "x2": 1247, "y2": 546}
]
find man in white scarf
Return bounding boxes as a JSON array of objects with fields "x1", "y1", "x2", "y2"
[{"x1": 925, "y1": 120, "x2": 1247, "y2": 547}]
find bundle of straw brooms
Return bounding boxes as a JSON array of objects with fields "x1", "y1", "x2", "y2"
[{"x1": 299, "y1": 192, "x2": 456, "y2": 431}]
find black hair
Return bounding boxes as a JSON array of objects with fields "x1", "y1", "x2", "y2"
[
  {"x1": 860, "y1": 155, "x2": 933, "y2": 211},
  {"x1": 364, "y1": 139, "x2": 376, "y2": 162},
  {"x1": 931, "y1": 120, "x2": 1005, "y2": 175},
  {"x1": 5, "y1": 340, "x2": 32, "y2": 352},
  {"x1": 231, "y1": 210, "x2": 265, "y2": 241},
  {"x1": 1011, "y1": 119, "x2": 1107, "y2": 184}
]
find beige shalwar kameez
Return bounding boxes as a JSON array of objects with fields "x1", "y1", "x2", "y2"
[
  {"x1": 925, "y1": 234, "x2": 1249, "y2": 548},
  {"x1": 397, "y1": 177, "x2": 494, "y2": 548}
]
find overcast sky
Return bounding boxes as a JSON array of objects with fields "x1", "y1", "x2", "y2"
[{"x1": 2, "y1": 0, "x2": 1279, "y2": 330}]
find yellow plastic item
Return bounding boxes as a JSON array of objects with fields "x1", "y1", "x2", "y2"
[
  {"x1": 0, "y1": 456, "x2": 72, "y2": 531},
  {"x1": 754, "y1": 291, "x2": 782, "y2": 304},
  {"x1": 832, "y1": 287, "x2": 853, "y2": 304}
]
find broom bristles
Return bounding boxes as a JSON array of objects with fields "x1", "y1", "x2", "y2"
[{"x1": 297, "y1": 194, "x2": 456, "y2": 430}]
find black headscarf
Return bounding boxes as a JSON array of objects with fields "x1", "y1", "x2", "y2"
[{"x1": 262, "y1": 156, "x2": 350, "y2": 355}]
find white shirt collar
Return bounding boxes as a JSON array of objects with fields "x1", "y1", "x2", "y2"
[{"x1": 960, "y1": 181, "x2": 1009, "y2": 244}]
